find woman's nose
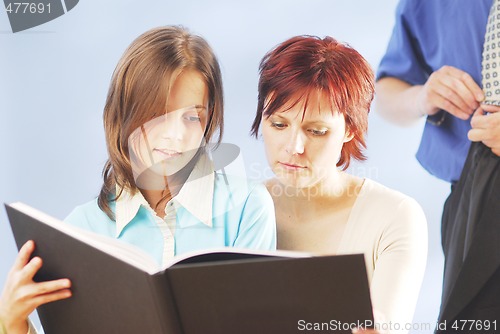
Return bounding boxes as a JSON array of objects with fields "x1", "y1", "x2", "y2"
[{"x1": 285, "y1": 130, "x2": 305, "y2": 155}]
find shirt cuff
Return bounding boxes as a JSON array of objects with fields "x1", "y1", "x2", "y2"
[{"x1": 426, "y1": 110, "x2": 447, "y2": 126}]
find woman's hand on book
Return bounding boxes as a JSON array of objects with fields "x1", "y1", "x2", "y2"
[{"x1": 0, "y1": 240, "x2": 72, "y2": 334}]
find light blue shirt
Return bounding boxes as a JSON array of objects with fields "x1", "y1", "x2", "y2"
[
  {"x1": 64, "y1": 168, "x2": 276, "y2": 266},
  {"x1": 32, "y1": 157, "x2": 276, "y2": 334}
]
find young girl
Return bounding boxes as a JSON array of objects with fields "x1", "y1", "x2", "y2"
[
  {"x1": 252, "y1": 35, "x2": 427, "y2": 333},
  {"x1": 0, "y1": 26, "x2": 276, "y2": 334}
]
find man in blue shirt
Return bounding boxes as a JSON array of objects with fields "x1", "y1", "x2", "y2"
[
  {"x1": 376, "y1": 0, "x2": 500, "y2": 332},
  {"x1": 376, "y1": 0, "x2": 500, "y2": 182}
]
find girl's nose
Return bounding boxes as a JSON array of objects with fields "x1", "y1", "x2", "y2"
[{"x1": 162, "y1": 113, "x2": 184, "y2": 140}]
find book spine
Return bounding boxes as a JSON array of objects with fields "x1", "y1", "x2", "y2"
[{"x1": 148, "y1": 271, "x2": 184, "y2": 334}]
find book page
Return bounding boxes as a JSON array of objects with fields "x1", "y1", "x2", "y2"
[
  {"x1": 162, "y1": 247, "x2": 310, "y2": 269},
  {"x1": 9, "y1": 202, "x2": 310, "y2": 275},
  {"x1": 9, "y1": 202, "x2": 160, "y2": 273}
]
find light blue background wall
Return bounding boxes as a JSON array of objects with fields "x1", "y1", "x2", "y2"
[{"x1": 0, "y1": 1, "x2": 451, "y2": 332}]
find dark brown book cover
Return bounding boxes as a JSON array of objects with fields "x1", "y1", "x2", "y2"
[
  {"x1": 5, "y1": 203, "x2": 181, "y2": 334},
  {"x1": 5, "y1": 202, "x2": 373, "y2": 334}
]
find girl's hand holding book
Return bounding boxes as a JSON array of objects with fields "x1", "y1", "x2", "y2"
[{"x1": 0, "y1": 240, "x2": 71, "y2": 334}]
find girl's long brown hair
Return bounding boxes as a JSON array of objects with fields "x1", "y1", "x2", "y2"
[{"x1": 98, "y1": 26, "x2": 224, "y2": 220}]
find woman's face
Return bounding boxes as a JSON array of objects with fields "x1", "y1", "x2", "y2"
[
  {"x1": 261, "y1": 92, "x2": 352, "y2": 189},
  {"x1": 128, "y1": 70, "x2": 209, "y2": 186}
]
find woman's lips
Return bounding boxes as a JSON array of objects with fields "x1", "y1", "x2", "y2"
[{"x1": 278, "y1": 161, "x2": 306, "y2": 170}]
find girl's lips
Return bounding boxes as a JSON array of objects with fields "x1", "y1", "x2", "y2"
[{"x1": 154, "y1": 149, "x2": 181, "y2": 159}]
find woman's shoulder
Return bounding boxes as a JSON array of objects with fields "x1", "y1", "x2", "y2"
[
  {"x1": 357, "y1": 179, "x2": 427, "y2": 231},
  {"x1": 357, "y1": 179, "x2": 428, "y2": 251},
  {"x1": 361, "y1": 178, "x2": 422, "y2": 210}
]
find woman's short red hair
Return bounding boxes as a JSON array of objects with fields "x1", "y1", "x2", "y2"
[{"x1": 251, "y1": 35, "x2": 375, "y2": 169}]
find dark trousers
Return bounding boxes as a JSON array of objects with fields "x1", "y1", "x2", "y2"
[{"x1": 437, "y1": 142, "x2": 500, "y2": 333}]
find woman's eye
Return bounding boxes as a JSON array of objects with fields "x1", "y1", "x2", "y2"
[
  {"x1": 270, "y1": 122, "x2": 286, "y2": 129},
  {"x1": 308, "y1": 129, "x2": 328, "y2": 136}
]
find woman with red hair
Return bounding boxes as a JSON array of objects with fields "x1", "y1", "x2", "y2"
[{"x1": 252, "y1": 35, "x2": 427, "y2": 333}]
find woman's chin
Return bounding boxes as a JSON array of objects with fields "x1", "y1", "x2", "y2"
[{"x1": 275, "y1": 174, "x2": 316, "y2": 190}]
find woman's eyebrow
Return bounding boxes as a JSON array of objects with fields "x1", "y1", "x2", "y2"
[
  {"x1": 302, "y1": 119, "x2": 330, "y2": 126},
  {"x1": 268, "y1": 113, "x2": 289, "y2": 120},
  {"x1": 270, "y1": 113, "x2": 329, "y2": 125}
]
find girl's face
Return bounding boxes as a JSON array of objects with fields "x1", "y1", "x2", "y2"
[
  {"x1": 261, "y1": 92, "x2": 352, "y2": 189},
  {"x1": 129, "y1": 70, "x2": 209, "y2": 186}
]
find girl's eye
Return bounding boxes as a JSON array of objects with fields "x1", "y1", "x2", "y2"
[
  {"x1": 184, "y1": 115, "x2": 201, "y2": 122},
  {"x1": 308, "y1": 129, "x2": 328, "y2": 136},
  {"x1": 270, "y1": 122, "x2": 286, "y2": 129}
]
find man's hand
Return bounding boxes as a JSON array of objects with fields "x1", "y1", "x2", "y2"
[
  {"x1": 468, "y1": 104, "x2": 500, "y2": 156},
  {"x1": 417, "y1": 65, "x2": 484, "y2": 119}
]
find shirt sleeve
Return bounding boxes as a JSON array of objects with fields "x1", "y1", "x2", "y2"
[
  {"x1": 64, "y1": 205, "x2": 88, "y2": 228},
  {"x1": 232, "y1": 183, "x2": 277, "y2": 251},
  {"x1": 64, "y1": 199, "x2": 114, "y2": 234},
  {"x1": 27, "y1": 318, "x2": 40, "y2": 334},
  {"x1": 370, "y1": 197, "x2": 428, "y2": 333},
  {"x1": 376, "y1": 0, "x2": 431, "y2": 85}
]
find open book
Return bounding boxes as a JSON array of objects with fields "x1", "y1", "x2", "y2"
[{"x1": 5, "y1": 202, "x2": 374, "y2": 334}]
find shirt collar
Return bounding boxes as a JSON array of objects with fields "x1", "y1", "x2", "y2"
[{"x1": 114, "y1": 153, "x2": 215, "y2": 237}]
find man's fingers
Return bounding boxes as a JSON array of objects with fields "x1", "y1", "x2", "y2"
[
  {"x1": 456, "y1": 69, "x2": 485, "y2": 102},
  {"x1": 480, "y1": 103, "x2": 500, "y2": 113},
  {"x1": 425, "y1": 66, "x2": 481, "y2": 118},
  {"x1": 431, "y1": 66, "x2": 484, "y2": 118},
  {"x1": 434, "y1": 83, "x2": 473, "y2": 115},
  {"x1": 469, "y1": 110, "x2": 500, "y2": 153},
  {"x1": 471, "y1": 107, "x2": 500, "y2": 129},
  {"x1": 470, "y1": 108, "x2": 487, "y2": 129},
  {"x1": 432, "y1": 94, "x2": 471, "y2": 120},
  {"x1": 441, "y1": 65, "x2": 484, "y2": 100},
  {"x1": 468, "y1": 128, "x2": 485, "y2": 142},
  {"x1": 440, "y1": 75, "x2": 479, "y2": 111}
]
